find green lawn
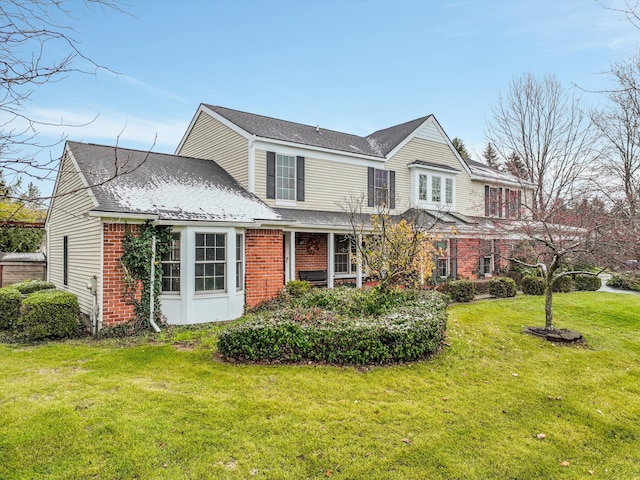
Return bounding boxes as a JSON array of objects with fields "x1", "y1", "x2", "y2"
[{"x1": 1, "y1": 292, "x2": 639, "y2": 479}]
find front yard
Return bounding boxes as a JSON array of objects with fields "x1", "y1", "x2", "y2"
[{"x1": 1, "y1": 292, "x2": 639, "y2": 479}]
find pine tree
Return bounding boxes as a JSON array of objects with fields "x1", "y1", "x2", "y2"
[
  {"x1": 451, "y1": 137, "x2": 471, "y2": 160},
  {"x1": 483, "y1": 143, "x2": 501, "y2": 169},
  {"x1": 505, "y1": 151, "x2": 528, "y2": 179}
]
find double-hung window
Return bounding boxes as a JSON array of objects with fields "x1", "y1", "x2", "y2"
[
  {"x1": 276, "y1": 154, "x2": 296, "y2": 201},
  {"x1": 414, "y1": 170, "x2": 455, "y2": 208},
  {"x1": 235, "y1": 233, "x2": 244, "y2": 291},
  {"x1": 485, "y1": 186, "x2": 503, "y2": 217},
  {"x1": 334, "y1": 235, "x2": 357, "y2": 275},
  {"x1": 368, "y1": 167, "x2": 395, "y2": 208},
  {"x1": 432, "y1": 176, "x2": 441, "y2": 203},
  {"x1": 161, "y1": 232, "x2": 181, "y2": 293},
  {"x1": 195, "y1": 233, "x2": 226, "y2": 292}
]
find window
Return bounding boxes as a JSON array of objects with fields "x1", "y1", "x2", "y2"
[
  {"x1": 266, "y1": 152, "x2": 305, "y2": 202},
  {"x1": 195, "y1": 233, "x2": 226, "y2": 292},
  {"x1": 481, "y1": 256, "x2": 493, "y2": 276},
  {"x1": 161, "y1": 232, "x2": 181, "y2": 293},
  {"x1": 505, "y1": 189, "x2": 522, "y2": 218},
  {"x1": 334, "y1": 235, "x2": 357, "y2": 275},
  {"x1": 236, "y1": 233, "x2": 244, "y2": 291},
  {"x1": 485, "y1": 186, "x2": 502, "y2": 217},
  {"x1": 445, "y1": 178, "x2": 453, "y2": 204},
  {"x1": 419, "y1": 174, "x2": 428, "y2": 201},
  {"x1": 276, "y1": 154, "x2": 296, "y2": 201},
  {"x1": 434, "y1": 241, "x2": 449, "y2": 278},
  {"x1": 368, "y1": 167, "x2": 395, "y2": 208},
  {"x1": 63, "y1": 236, "x2": 68, "y2": 286},
  {"x1": 431, "y1": 176, "x2": 441, "y2": 203}
]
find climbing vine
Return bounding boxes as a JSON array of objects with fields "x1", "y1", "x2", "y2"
[{"x1": 120, "y1": 222, "x2": 173, "y2": 331}]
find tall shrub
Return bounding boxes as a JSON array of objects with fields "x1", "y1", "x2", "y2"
[
  {"x1": 18, "y1": 290, "x2": 81, "y2": 340},
  {"x1": 0, "y1": 287, "x2": 22, "y2": 330}
]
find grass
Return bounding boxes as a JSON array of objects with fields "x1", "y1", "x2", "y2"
[{"x1": 1, "y1": 292, "x2": 639, "y2": 479}]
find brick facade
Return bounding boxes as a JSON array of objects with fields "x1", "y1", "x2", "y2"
[
  {"x1": 102, "y1": 223, "x2": 138, "y2": 327},
  {"x1": 294, "y1": 232, "x2": 328, "y2": 279},
  {"x1": 245, "y1": 229, "x2": 284, "y2": 309}
]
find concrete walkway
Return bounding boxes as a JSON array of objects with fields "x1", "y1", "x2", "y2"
[{"x1": 598, "y1": 274, "x2": 640, "y2": 296}]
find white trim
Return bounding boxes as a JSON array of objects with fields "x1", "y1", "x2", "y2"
[
  {"x1": 248, "y1": 136, "x2": 256, "y2": 193},
  {"x1": 254, "y1": 139, "x2": 385, "y2": 168},
  {"x1": 328, "y1": 232, "x2": 335, "y2": 288},
  {"x1": 407, "y1": 163, "x2": 460, "y2": 175}
]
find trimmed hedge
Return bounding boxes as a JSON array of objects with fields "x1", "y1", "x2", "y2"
[
  {"x1": 0, "y1": 287, "x2": 22, "y2": 330},
  {"x1": 606, "y1": 273, "x2": 640, "y2": 291},
  {"x1": 17, "y1": 290, "x2": 82, "y2": 340},
  {"x1": 11, "y1": 280, "x2": 56, "y2": 295},
  {"x1": 448, "y1": 280, "x2": 475, "y2": 303},
  {"x1": 218, "y1": 289, "x2": 448, "y2": 365},
  {"x1": 284, "y1": 280, "x2": 311, "y2": 297},
  {"x1": 488, "y1": 277, "x2": 517, "y2": 298},
  {"x1": 574, "y1": 274, "x2": 601, "y2": 291},
  {"x1": 522, "y1": 275, "x2": 545, "y2": 295},
  {"x1": 552, "y1": 275, "x2": 573, "y2": 293}
]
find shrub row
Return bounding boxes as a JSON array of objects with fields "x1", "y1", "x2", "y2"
[
  {"x1": 219, "y1": 288, "x2": 448, "y2": 364},
  {"x1": 447, "y1": 277, "x2": 516, "y2": 302},
  {"x1": 607, "y1": 272, "x2": 640, "y2": 291},
  {"x1": 521, "y1": 274, "x2": 601, "y2": 295},
  {"x1": 0, "y1": 285, "x2": 82, "y2": 341}
]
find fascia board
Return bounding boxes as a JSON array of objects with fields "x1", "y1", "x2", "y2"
[{"x1": 253, "y1": 138, "x2": 385, "y2": 168}]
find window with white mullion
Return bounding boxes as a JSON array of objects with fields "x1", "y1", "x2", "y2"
[
  {"x1": 419, "y1": 174, "x2": 428, "y2": 201},
  {"x1": 161, "y1": 232, "x2": 181, "y2": 293},
  {"x1": 276, "y1": 154, "x2": 296, "y2": 201},
  {"x1": 431, "y1": 176, "x2": 442, "y2": 203},
  {"x1": 445, "y1": 178, "x2": 453, "y2": 204},
  {"x1": 195, "y1": 233, "x2": 226, "y2": 292}
]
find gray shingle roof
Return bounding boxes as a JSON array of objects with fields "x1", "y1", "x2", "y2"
[
  {"x1": 408, "y1": 160, "x2": 461, "y2": 172},
  {"x1": 66, "y1": 141, "x2": 280, "y2": 223},
  {"x1": 205, "y1": 105, "x2": 431, "y2": 158}
]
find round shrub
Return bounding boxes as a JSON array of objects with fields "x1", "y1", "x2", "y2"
[
  {"x1": 0, "y1": 287, "x2": 22, "y2": 330},
  {"x1": 552, "y1": 275, "x2": 573, "y2": 293},
  {"x1": 488, "y1": 277, "x2": 517, "y2": 298},
  {"x1": 606, "y1": 273, "x2": 631, "y2": 289},
  {"x1": 448, "y1": 280, "x2": 475, "y2": 303},
  {"x1": 17, "y1": 290, "x2": 82, "y2": 341},
  {"x1": 218, "y1": 290, "x2": 448, "y2": 365},
  {"x1": 11, "y1": 280, "x2": 56, "y2": 295},
  {"x1": 521, "y1": 275, "x2": 545, "y2": 295},
  {"x1": 285, "y1": 280, "x2": 311, "y2": 297},
  {"x1": 574, "y1": 274, "x2": 601, "y2": 291}
]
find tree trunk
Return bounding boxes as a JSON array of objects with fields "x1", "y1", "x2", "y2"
[{"x1": 544, "y1": 282, "x2": 554, "y2": 330}]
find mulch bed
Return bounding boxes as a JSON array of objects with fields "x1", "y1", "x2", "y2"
[{"x1": 523, "y1": 326, "x2": 583, "y2": 344}]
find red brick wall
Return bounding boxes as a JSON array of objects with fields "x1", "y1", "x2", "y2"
[
  {"x1": 456, "y1": 238, "x2": 481, "y2": 279},
  {"x1": 294, "y1": 232, "x2": 328, "y2": 279},
  {"x1": 245, "y1": 229, "x2": 284, "y2": 309},
  {"x1": 102, "y1": 223, "x2": 139, "y2": 327}
]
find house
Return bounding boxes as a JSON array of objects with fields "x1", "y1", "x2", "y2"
[{"x1": 46, "y1": 106, "x2": 527, "y2": 330}]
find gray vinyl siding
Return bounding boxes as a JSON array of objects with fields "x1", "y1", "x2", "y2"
[
  {"x1": 386, "y1": 137, "x2": 477, "y2": 215},
  {"x1": 47, "y1": 154, "x2": 102, "y2": 318},
  {"x1": 177, "y1": 112, "x2": 250, "y2": 189}
]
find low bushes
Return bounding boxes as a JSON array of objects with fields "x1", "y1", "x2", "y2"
[
  {"x1": 574, "y1": 274, "x2": 601, "y2": 291},
  {"x1": 448, "y1": 280, "x2": 475, "y2": 303},
  {"x1": 552, "y1": 275, "x2": 573, "y2": 293},
  {"x1": 607, "y1": 273, "x2": 640, "y2": 291},
  {"x1": 522, "y1": 275, "x2": 545, "y2": 295},
  {"x1": 488, "y1": 277, "x2": 517, "y2": 298},
  {"x1": 0, "y1": 287, "x2": 22, "y2": 330},
  {"x1": 219, "y1": 287, "x2": 448, "y2": 365},
  {"x1": 11, "y1": 280, "x2": 56, "y2": 295},
  {"x1": 17, "y1": 290, "x2": 82, "y2": 341}
]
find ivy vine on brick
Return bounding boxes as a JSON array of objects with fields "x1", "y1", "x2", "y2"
[{"x1": 120, "y1": 222, "x2": 173, "y2": 330}]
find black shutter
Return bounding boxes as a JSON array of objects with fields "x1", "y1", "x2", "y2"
[
  {"x1": 505, "y1": 188, "x2": 510, "y2": 218},
  {"x1": 296, "y1": 156, "x2": 305, "y2": 202},
  {"x1": 389, "y1": 170, "x2": 396, "y2": 209},
  {"x1": 484, "y1": 185, "x2": 490, "y2": 217},
  {"x1": 266, "y1": 151, "x2": 275, "y2": 199},
  {"x1": 367, "y1": 167, "x2": 374, "y2": 207},
  {"x1": 498, "y1": 188, "x2": 503, "y2": 218}
]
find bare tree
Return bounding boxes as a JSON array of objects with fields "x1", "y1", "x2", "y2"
[
  {"x1": 1, "y1": 0, "x2": 122, "y2": 193},
  {"x1": 487, "y1": 73, "x2": 598, "y2": 219}
]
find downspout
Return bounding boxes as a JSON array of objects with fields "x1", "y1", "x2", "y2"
[{"x1": 149, "y1": 233, "x2": 161, "y2": 333}]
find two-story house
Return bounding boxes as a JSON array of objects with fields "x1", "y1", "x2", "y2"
[{"x1": 46, "y1": 105, "x2": 527, "y2": 330}]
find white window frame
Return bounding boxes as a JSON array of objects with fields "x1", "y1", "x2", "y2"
[
  {"x1": 334, "y1": 235, "x2": 357, "y2": 277},
  {"x1": 161, "y1": 232, "x2": 181, "y2": 294},
  {"x1": 276, "y1": 153, "x2": 296, "y2": 202},
  {"x1": 410, "y1": 166, "x2": 457, "y2": 210},
  {"x1": 235, "y1": 233, "x2": 244, "y2": 291},
  {"x1": 195, "y1": 233, "x2": 226, "y2": 293}
]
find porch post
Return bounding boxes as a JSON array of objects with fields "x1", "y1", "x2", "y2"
[
  {"x1": 327, "y1": 232, "x2": 335, "y2": 288},
  {"x1": 356, "y1": 234, "x2": 363, "y2": 288},
  {"x1": 289, "y1": 231, "x2": 296, "y2": 281}
]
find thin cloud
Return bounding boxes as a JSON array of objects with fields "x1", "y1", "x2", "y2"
[{"x1": 117, "y1": 74, "x2": 189, "y2": 103}]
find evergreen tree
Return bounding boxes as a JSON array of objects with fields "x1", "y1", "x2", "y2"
[
  {"x1": 505, "y1": 151, "x2": 528, "y2": 179},
  {"x1": 451, "y1": 137, "x2": 471, "y2": 160},
  {"x1": 482, "y1": 143, "x2": 501, "y2": 169}
]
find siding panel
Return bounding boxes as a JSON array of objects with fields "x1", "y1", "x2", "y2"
[
  {"x1": 177, "y1": 112, "x2": 250, "y2": 189},
  {"x1": 47, "y1": 154, "x2": 103, "y2": 319}
]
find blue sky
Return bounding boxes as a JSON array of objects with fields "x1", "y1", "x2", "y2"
[{"x1": 19, "y1": 0, "x2": 640, "y2": 195}]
